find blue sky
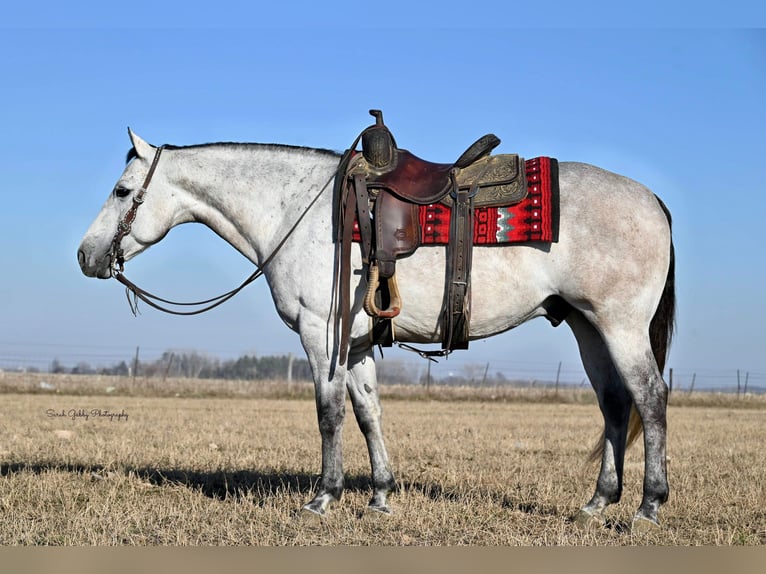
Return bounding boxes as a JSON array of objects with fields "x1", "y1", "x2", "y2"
[{"x1": 1, "y1": 13, "x2": 764, "y2": 388}]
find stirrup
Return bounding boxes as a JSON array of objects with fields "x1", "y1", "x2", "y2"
[{"x1": 364, "y1": 263, "x2": 402, "y2": 319}]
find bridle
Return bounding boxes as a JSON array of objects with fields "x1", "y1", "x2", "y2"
[
  {"x1": 109, "y1": 144, "x2": 334, "y2": 316},
  {"x1": 109, "y1": 145, "x2": 165, "y2": 275}
]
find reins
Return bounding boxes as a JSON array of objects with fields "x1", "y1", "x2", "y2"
[
  {"x1": 114, "y1": 269, "x2": 263, "y2": 316},
  {"x1": 111, "y1": 146, "x2": 335, "y2": 316}
]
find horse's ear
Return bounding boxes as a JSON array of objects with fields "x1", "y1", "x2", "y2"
[{"x1": 127, "y1": 127, "x2": 155, "y2": 160}]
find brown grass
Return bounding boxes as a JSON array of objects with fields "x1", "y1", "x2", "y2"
[{"x1": 0, "y1": 372, "x2": 763, "y2": 545}]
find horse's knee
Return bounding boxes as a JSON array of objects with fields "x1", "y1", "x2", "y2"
[{"x1": 316, "y1": 397, "x2": 345, "y2": 434}]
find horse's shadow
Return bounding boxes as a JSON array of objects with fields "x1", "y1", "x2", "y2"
[
  {"x1": 133, "y1": 466, "x2": 380, "y2": 502},
  {"x1": 0, "y1": 462, "x2": 631, "y2": 531},
  {"x1": 1, "y1": 461, "x2": 361, "y2": 502},
  {"x1": 381, "y1": 480, "x2": 631, "y2": 532}
]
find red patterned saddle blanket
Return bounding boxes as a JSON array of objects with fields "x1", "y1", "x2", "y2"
[{"x1": 354, "y1": 156, "x2": 559, "y2": 245}]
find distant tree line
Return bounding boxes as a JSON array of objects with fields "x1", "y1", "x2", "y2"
[
  {"x1": 28, "y1": 353, "x2": 766, "y2": 393},
  {"x1": 49, "y1": 351, "x2": 314, "y2": 381},
  {"x1": 44, "y1": 351, "x2": 516, "y2": 387}
]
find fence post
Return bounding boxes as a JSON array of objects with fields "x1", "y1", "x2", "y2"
[
  {"x1": 668, "y1": 368, "x2": 674, "y2": 394},
  {"x1": 737, "y1": 369, "x2": 741, "y2": 399},
  {"x1": 133, "y1": 346, "x2": 140, "y2": 386},
  {"x1": 287, "y1": 353, "x2": 294, "y2": 384}
]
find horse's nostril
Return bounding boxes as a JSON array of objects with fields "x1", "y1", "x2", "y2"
[{"x1": 77, "y1": 249, "x2": 86, "y2": 269}]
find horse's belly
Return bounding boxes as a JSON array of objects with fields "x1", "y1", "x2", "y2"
[{"x1": 386, "y1": 245, "x2": 553, "y2": 342}]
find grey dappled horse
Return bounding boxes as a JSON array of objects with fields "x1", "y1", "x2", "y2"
[{"x1": 78, "y1": 129, "x2": 675, "y2": 531}]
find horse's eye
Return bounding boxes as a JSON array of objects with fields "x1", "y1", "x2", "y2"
[{"x1": 114, "y1": 187, "x2": 131, "y2": 199}]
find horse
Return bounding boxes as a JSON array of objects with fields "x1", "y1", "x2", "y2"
[{"x1": 78, "y1": 127, "x2": 675, "y2": 531}]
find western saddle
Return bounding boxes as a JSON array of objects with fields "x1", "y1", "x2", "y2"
[{"x1": 336, "y1": 110, "x2": 527, "y2": 364}]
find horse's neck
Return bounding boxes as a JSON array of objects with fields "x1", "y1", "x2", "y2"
[{"x1": 169, "y1": 144, "x2": 338, "y2": 266}]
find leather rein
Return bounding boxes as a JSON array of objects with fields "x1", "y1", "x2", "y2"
[{"x1": 109, "y1": 145, "x2": 334, "y2": 316}]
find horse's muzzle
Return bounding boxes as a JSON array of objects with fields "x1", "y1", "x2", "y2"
[{"x1": 77, "y1": 248, "x2": 111, "y2": 279}]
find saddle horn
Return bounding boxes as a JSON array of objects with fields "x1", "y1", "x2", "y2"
[{"x1": 362, "y1": 109, "x2": 397, "y2": 170}]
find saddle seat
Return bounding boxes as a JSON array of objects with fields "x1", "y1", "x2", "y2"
[
  {"x1": 367, "y1": 132, "x2": 504, "y2": 205},
  {"x1": 369, "y1": 149, "x2": 455, "y2": 204}
]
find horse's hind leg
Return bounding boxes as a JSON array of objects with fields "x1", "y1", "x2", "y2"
[
  {"x1": 567, "y1": 310, "x2": 633, "y2": 527},
  {"x1": 346, "y1": 347, "x2": 397, "y2": 513},
  {"x1": 601, "y1": 324, "x2": 669, "y2": 528}
]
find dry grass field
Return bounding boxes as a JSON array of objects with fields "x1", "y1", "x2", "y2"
[{"x1": 0, "y1": 372, "x2": 763, "y2": 546}]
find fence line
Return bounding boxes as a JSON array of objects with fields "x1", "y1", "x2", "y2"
[{"x1": 1, "y1": 342, "x2": 764, "y2": 393}]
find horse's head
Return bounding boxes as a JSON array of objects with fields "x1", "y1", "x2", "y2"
[{"x1": 78, "y1": 129, "x2": 181, "y2": 279}]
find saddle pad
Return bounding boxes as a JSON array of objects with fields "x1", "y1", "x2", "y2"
[{"x1": 353, "y1": 157, "x2": 559, "y2": 245}]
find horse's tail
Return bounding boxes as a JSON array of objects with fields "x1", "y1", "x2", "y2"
[
  {"x1": 589, "y1": 195, "x2": 676, "y2": 463},
  {"x1": 648, "y1": 196, "x2": 676, "y2": 375}
]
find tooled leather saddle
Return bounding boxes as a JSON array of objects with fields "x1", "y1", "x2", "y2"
[{"x1": 336, "y1": 110, "x2": 528, "y2": 364}]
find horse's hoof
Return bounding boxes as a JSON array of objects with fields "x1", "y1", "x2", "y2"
[
  {"x1": 301, "y1": 498, "x2": 328, "y2": 520},
  {"x1": 300, "y1": 491, "x2": 338, "y2": 518},
  {"x1": 631, "y1": 515, "x2": 660, "y2": 534},
  {"x1": 574, "y1": 509, "x2": 605, "y2": 530}
]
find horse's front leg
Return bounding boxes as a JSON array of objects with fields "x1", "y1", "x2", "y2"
[
  {"x1": 300, "y1": 325, "x2": 348, "y2": 516},
  {"x1": 346, "y1": 347, "x2": 397, "y2": 514}
]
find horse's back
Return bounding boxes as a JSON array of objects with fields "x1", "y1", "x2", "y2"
[{"x1": 386, "y1": 160, "x2": 672, "y2": 341}]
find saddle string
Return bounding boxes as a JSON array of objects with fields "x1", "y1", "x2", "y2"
[{"x1": 113, "y1": 164, "x2": 336, "y2": 317}]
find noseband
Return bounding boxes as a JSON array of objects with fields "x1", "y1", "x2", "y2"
[{"x1": 109, "y1": 145, "x2": 165, "y2": 275}]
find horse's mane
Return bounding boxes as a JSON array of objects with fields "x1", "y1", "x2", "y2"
[{"x1": 125, "y1": 142, "x2": 341, "y2": 164}]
